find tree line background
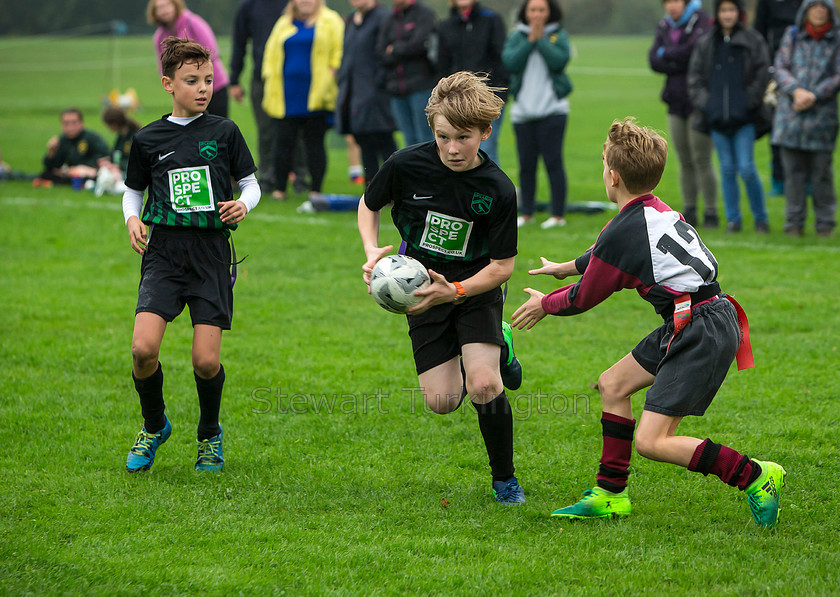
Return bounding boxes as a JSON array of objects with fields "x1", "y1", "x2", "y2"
[{"x1": 2, "y1": 0, "x2": 757, "y2": 37}]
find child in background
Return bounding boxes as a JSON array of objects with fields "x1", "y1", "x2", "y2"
[{"x1": 95, "y1": 107, "x2": 142, "y2": 196}]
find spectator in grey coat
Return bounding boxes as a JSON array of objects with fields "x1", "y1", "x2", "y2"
[
  {"x1": 337, "y1": 0, "x2": 398, "y2": 182},
  {"x1": 754, "y1": 0, "x2": 803, "y2": 195},
  {"x1": 772, "y1": 0, "x2": 840, "y2": 237}
]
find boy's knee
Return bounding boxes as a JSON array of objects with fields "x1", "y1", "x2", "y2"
[
  {"x1": 597, "y1": 369, "x2": 637, "y2": 411},
  {"x1": 466, "y1": 374, "x2": 502, "y2": 403},
  {"x1": 192, "y1": 357, "x2": 220, "y2": 380},
  {"x1": 424, "y1": 393, "x2": 460, "y2": 415},
  {"x1": 131, "y1": 340, "x2": 158, "y2": 369},
  {"x1": 634, "y1": 433, "x2": 657, "y2": 460},
  {"x1": 597, "y1": 370, "x2": 620, "y2": 401}
]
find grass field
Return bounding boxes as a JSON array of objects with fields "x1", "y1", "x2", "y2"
[{"x1": 2, "y1": 35, "x2": 840, "y2": 596}]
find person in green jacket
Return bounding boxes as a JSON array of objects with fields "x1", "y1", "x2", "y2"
[
  {"x1": 502, "y1": 0, "x2": 572, "y2": 230},
  {"x1": 36, "y1": 107, "x2": 109, "y2": 186}
]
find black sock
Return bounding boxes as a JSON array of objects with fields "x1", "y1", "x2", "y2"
[
  {"x1": 133, "y1": 363, "x2": 166, "y2": 434},
  {"x1": 195, "y1": 363, "x2": 224, "y2": 441},
  {"x1": 473, "y1": 392, "x2": 514, "y2": 482}
]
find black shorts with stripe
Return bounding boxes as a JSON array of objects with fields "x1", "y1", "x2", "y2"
[
  {"x1": 408, "y1": 286, "x2": 504, "y2": 375},
  {"x1": 632, "y1": 297, "x2": 740, "y2": 417},
  {"x1": 136, "y1": 225, "x2": 234, "y2": 329}
]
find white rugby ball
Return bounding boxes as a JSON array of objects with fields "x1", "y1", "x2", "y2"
[{"x1": 370, "y1": 255, "x2": 431, "y2": 314}]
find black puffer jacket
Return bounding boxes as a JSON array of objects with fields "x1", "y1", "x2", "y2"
[
  {"x1": 438, "y1": 3, "x2": 509, "y2": 102},
  {"x1": 375, "y1": 0, "x2": 438, "y2": 96},
  {"x1": 689, "y1": 1, "x2": 769, "y2": 134},
  {"x1": 649, "y1": 6, "x2": 714, "y2": 117}
]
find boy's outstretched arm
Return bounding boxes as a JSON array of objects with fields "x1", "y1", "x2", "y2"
[
  {"x1": 358, "y1": 196, "x2": 393, "y2": 287},
  {"x1": 408, "y1": 256, "x2": 515, "y2": 315},
  {"x1": 510, "y1": 256, "x2": 581, "y2": 329},
  {"x1": 511, "y1": 288, "x2": 547, "y2": 330},
  {"x1": 528, "y1": 256, "x2": 580, "y2": 280}
]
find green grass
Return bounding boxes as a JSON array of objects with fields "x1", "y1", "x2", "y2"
[{"x1": 2, "y1": 35, "x2": 840, "y2": 596}]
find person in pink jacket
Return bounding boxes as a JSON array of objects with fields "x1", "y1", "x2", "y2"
[{"x1": 147, "y1": 0, "x2": 231, "y2": 117}]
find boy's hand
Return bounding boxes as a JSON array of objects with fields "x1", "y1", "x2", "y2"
[
  {"x1": 529, "y1": 257, "x2": 580, "y2": 280},
  {"x1": 219, "y1": 200, "x2": 247, "y2": 224},
  {"x1": 361, "y1": 245, "x2": 394, "y2": 287},
  {"x1": 528, "y1": 257, "x2": 566, "y2": 280},
  {"x1": 126, "y1": 216, "x2": 148, "y2": 255},
  {"x1": 511, "y1": 288, "x2": 547, "y2": 330},
  {"x1": 406, "y1": 269, "x2": 454, "y2": 315}
]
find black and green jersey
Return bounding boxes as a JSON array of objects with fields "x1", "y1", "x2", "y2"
[
  {"x1": 364, "y1": 142, "x2": 517, "y2": 280},
  {"x1": 125, "y1": 114, "x2": 257, "y2": 230}
]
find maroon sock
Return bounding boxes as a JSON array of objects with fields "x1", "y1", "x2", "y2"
[
  {"x1": 596, "y1": 412, "x2": 636, "y2": 493},
  {"x1": 688, "y1": 438, "x2": 761, "y2": 490}
]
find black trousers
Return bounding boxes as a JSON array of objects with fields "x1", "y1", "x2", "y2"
[
  {"x1": 354, "y1": 131, "x2": 397, "y2": 182},
  {"x1": 273, "y1": 116, "x2": 328, "y2": 194}
]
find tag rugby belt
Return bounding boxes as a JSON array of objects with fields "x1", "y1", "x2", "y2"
[{"x1": 667, "y1": 281, "x2": 754, "y2": 371}]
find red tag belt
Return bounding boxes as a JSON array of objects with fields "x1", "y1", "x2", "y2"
[{"x1": 667, "y1": 293, "x2": 754, "y2": 370}]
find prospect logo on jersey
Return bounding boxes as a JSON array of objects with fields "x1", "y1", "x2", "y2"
[
  {"x1": 199, "y1": 140, "x2": 217, "y2": 161},
  {"x1": 420, "y1": 211, "x2": 473, "y2": 257},
  {"x1": 470, "y1": 192, "x2": 493, "y2": 215},
  {"x1": 168, "y1": 165, "x2": 215, "y2": 213}
]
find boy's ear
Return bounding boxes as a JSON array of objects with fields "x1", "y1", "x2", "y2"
[
  {"x1": 161, "y1": 76, "x2": 173, "y2": 94},
  {"x1": 481, "y1": 125, "x2": 492, "y2": 142},
  {"x1": 610, "y1": 168, "x2": 621, "y2": 188}
]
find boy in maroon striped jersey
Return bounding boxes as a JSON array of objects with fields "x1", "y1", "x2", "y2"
[{"x1": 512, "y1": 117, "x2": 786, "y2": 528}]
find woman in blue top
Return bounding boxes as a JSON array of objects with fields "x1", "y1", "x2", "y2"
[
  {"x1": 503, "y1": 0, "x2": 572, "y2": 230},
  {"x1": 263, "y1": 0, "x2": 344, "y2": 202}
]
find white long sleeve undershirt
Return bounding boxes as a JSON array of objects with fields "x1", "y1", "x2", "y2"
[{"x1": 122, "y1": 173, "x2": 261, "y2": 224}]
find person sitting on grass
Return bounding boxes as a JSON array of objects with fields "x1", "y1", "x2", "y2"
[
  {"x1": 93, "y1": 106, "x2": 142, "y2": 196},
  {"x1": 35, "y1": 107, "x2": 109, "y2": 187},
  {"x1": 358, "y1": 71, "x2": 525, "y2": 504},
  {"x1": 121, "y1": 37, "x2": 260, "y2": 473},
  {"x1": 512, "y1": 117, "x2": 786, "y2": 528}
]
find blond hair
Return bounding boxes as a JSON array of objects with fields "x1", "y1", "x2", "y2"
[
  {"x1": 604, "y1": 117, "x2": 668, "y2": 194},
  {"x1": 147, "y1": 0, "x2": 186, "y2": 26},
  {"x1": 425, "y1": 71, "x2": 506, "y2": 132},
  {"x1": 285, "y1": 0, "x2": 324, "y2": 26}
]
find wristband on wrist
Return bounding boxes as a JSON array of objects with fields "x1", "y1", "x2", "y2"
[{"x1": 452, "y1": 281, "x2": 467, "y2": 304}]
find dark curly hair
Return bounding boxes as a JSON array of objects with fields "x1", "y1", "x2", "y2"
[{"x1": 517, "y1": 0, "x2": 564, "y2": 25}]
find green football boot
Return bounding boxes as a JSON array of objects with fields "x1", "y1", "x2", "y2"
[
  {"x1": 745, "y1": 460, "x2": 786, "y2": 529},
  {"x1": 500, "y1": 321, "x2": 522, "y2": 390},
  {"x1": 551, "y1": 486, "x2": 632, "y2": 519}
]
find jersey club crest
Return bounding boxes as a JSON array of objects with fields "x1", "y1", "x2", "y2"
[
  {"x1": 199, "y1": 140, "x2": 217, "y2": 161},
  {"x1": 470, "y1": 192, "x2": 493, "y2": 215}
]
